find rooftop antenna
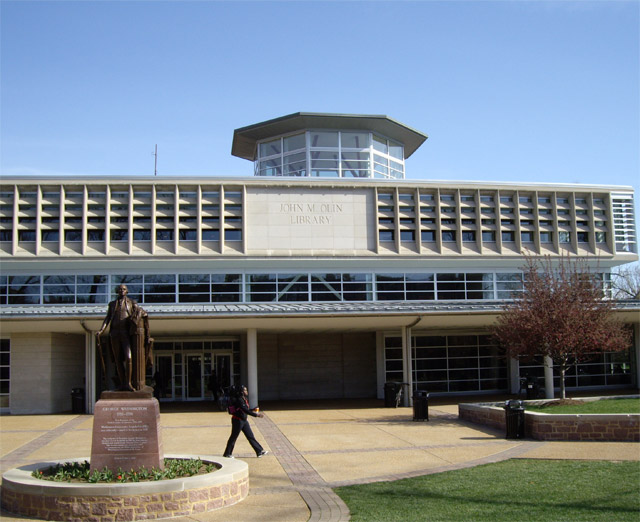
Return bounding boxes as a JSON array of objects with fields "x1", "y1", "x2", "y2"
[{"x1": 153, "y1": 144, "x2": 158, "y2": 176}]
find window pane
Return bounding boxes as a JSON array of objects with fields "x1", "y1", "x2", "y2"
[
  {"x1": 283, "y1": 133, "x2": 305, "y2": 152},
  {"x1": 341, "y1": 132, "x2": 369, "y2": 149},
  {"x1": 259, "y1": 138, "x2": 281, "y2": 157},
  {"x1": 373, "y1": 136, "x2": 388, "y2": 154},
  {"x1": 310, "y1": 131, "x2": 338, "y2": 148},
  {"x1": 389, "y1": 141, "x2": 403, "y2": 160}
]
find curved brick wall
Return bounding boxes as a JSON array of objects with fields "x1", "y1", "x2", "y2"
[
  {"x1": 1, "y1": 455, "x2": 248, "y2": 521},
  {"x1": 459, "y1": 400, "x2": 640, "y2": 442}
]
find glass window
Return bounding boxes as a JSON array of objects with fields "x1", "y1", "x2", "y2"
[
  {"x1": 283, "y1": 133, "x2": 305, "y2": 152},
  {"x1": 225, "y1": 230, "x2": 242, "y2": 241},
  {"x1": 521, "y1": 231, "x2": 534, "y2": 242},
  {"x1": 134, "y1": 229, "x2": 151, "y2": 241},
  {"x1": 379, "y1": 230, "x2": 394, "y2": 242},
  {"x1": 179, "y1": 230, "x2": 197, "y2": 241},
  {"x1": 311, "y1": 273, "x2": 342, "y2": 302},
  {"x1": 596, "y1": 232, "x2": 606, "y2": 243},
  {"x1": 259, "y1": 138, "x2": 281, "y2": 157},
  {"x1": 482, "y1": 231, "x2": 496, "y2": 242},
  {"x1": 577, "y1": 232, "x2": 589, "y2": 243},
  {"x1": 18, "y1": 230, "x2": 36, "y2": 242},
  {"x1": 388, "y1": 141, "x2": 403, "y2": 160},
  {"x1": 372, "y1": 135, "x2": 388, "y2": 154},
  {"x1": 421, "y1": 230, "x2": 436, "y2": 242},
  {"x1": 310, "y1": 131, "x2": 338, "y2": 148},
  {"x1": 342, "y1": 273, "x2": 372, "y2": 301},
  {"x1": 400, "y1": 230, "x2": 415, "y2": 242},
  {"x1": 65, "y1": 230, "x2": 82, "y2": 242},
  {"x1": 540, "y1": 232, "x2": 553, "y2": 243},
  {"x1": 41, "y1": 230, "x2": 59, "y2": 242},
  {"x1": 462, "y1": 231, "x2": 476, "y2": 242},
  {"x1": 156, "y1": 229, "x2": 174, "y2": 241},
  {"x1": 202, "y1": 230, "x2": 220, "y2": 241},
  {"x1": 559, "y1": 231, "x2": 571, "y2": 243},
  {"x1": 442, "y1": 230, "x2": 456, "y2": 242},
  {"x1": 110, "y1": 230, "x2": 128, "y2": 242},
  {"x1": 502, "y1": 231, "x2": 515, "y2": 242},
  {"x1": 341, "y1": 132, "x2": 369, "y2": 149}
]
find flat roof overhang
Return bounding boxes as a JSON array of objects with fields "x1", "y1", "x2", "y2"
[
  {"x1": 231, "y1": 112, "x2": 428, "y2": 161},
  {"x1": 1, "y1": 301, "x2": 638, "y2": 336}
]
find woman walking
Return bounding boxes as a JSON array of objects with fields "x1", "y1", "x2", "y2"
[{"x1": 223, "y1": 384, "x2": 268, "y2": 458}]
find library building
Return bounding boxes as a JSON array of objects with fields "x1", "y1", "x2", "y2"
[{"x1": 0, "y1": 113, "x2": 638, "y2": 414}]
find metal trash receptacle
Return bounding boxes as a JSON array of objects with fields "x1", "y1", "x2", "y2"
[
  {"x1": 384, "y1": 382, "x2": 400, "y2": 408},
  {"x1": 71, "y1": 388, "x2": 85, "y2": 414},
  {"x1": 412, "y1": 390, "x2": 429, "y2": 421},
  {"x1": 526, "y1": 377, "x2": 539, "y2": 400},
  {"x1": 504, "y1": 399, "x2": 525, "y2": 439}
]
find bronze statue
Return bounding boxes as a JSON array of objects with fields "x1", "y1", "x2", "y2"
[{"x1": 96, "y1": 284, "x2": 153, "y2": 391}]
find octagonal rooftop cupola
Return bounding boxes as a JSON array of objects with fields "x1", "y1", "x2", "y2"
[{"x1": 231, "y1": 112, "x2": 427, "y2": 180}]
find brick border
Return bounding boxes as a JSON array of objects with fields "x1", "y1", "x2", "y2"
[
  {"x1": 1, "y1": 455, "x2": 248, "y2": 521},
  {"x1": 459, "y1": 400, "x2": 640, "y2": 442}
]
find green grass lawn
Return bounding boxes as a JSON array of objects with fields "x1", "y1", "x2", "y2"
[
  {"x1": 525, "y1": 398, "x2": 640, "y2": 414},
  {"x1": 335, "y1": 460, "x2": 640, "y2": 522}
]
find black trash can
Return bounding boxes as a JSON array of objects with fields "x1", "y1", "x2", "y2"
[
  {"x1": 526, "y1": 377, "x2": 539, "y2": 400},
  {"x1": 504, "y1": 399, "x2": 525, "y2": 439},
  {"x1": 384, "y1": 382, "x2": 400, "y2": 408},
  {"x1": 412, "y1": 390, "x2": 429, "y2": 421},
  {"x1": 71, "y1": 388, "x2": 85, "y2": 414}
]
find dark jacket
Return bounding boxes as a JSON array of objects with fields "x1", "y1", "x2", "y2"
[{"x1": 228, "y1": 395, "x2": 258, "y2": 421}]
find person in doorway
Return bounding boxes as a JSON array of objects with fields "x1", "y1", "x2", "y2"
[{"x1": 223, "y1": 384, "x2": 268, "y2": 459}]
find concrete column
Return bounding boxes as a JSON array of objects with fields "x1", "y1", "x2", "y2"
[
  {"x1": 401, "y1": 327, "x2": 412, "y2": 407},
  {"x1": 634, "y1": 323, "x2": 640, "y2": 390},
  {"x1": 544, "y1": 356, "x2": 554, "y2": 399},
  {"x1": 247, "y1": 329, "x2": 258, "y2": 407},
  {"x1": 375, "y1": 331, "x2": 386, "y2": 399},
  {"x1": 85, "y1": 331, "x2": 96, "y2": 414},
  {"x1": 509, "y1": 357, "x2": 520, "y2": 394}
]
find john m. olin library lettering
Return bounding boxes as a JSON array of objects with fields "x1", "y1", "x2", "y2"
[{"x1": 0, "y1": 113, "x2": 638, "y2": 414}]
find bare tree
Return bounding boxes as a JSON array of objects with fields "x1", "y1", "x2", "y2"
[
  {"x1": 611, "y1": 263, "x2": 640, "y2": 300},
  {"x1": 492, "y1": 255, "x2": 631, "y2": 399}
]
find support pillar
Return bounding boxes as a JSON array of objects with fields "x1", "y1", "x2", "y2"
[
  {"x1": 544, "y1": 356, "x2": 554, "y2": 399},
  {"x1": 247, "y1": 329, "x2": 258, "y2": 407},
  {"x1": 634, "y1": 323, "x2": 640, "y2": 390},
  {"x1": 401, "y1": 326, "x2": 412, "y2": 407},
  {"x1": 509, "y1": 357, "x2": 520, "y2": 395}
]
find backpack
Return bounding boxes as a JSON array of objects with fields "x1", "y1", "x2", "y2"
[{"x1": 217, "y1": 387, "x2": 231, "y2": 412}]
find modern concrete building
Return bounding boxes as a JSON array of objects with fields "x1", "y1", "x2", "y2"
[{"x1": 1, "y1": 113, "x2": 638, "y2": 414}]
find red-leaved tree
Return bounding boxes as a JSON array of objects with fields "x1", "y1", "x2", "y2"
[{"x1": 492, "y1": 255, "x2": 631, "y2": 399}]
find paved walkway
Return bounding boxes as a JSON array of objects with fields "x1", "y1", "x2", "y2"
[{"x1": 1, "y1": 398, "x2": 638, "y2": 522}]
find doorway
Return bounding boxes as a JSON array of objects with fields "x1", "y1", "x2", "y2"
[
  {"x1": 151, "y1": 339, "x2": 237, "y2": 401},
  {"x1": 186, "y1": 354, "x2": 203, "y2": 400},
  {"x1": 153, "y1": 354, "x2": 173, "y2": 399}
]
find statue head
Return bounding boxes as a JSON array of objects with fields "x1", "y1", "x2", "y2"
[{"x1": 116, "y1": 284, "x2": 129, "y2": 298}]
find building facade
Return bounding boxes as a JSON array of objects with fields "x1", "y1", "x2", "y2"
[{"x1": 1, "y1": 113, "x2": 638, "y2": 414}]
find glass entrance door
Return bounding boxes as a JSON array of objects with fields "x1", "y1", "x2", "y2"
[
  {"x1": 215, "y1": 354, "x2": 232, "y2": 390},
  {"x1": 153, "y1": 355, "x2": 173, "y2": 400},
  {"x1": 185, "y1": 354, "x2": 203, "y2": 400}
]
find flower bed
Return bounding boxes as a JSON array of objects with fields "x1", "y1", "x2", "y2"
[
  {"x1": 459, "y1": 396, "x2": 640, "y2": 442},
  {"x1": 1, "y1": 455, "x2": 248, "y2": 521}
]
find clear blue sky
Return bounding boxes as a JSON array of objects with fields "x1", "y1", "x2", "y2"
[{"x1": 1, "y1": 1, "x2": 638, "y2": 199}]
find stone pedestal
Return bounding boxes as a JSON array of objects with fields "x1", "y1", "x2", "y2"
[{"x1": 90, "y1": 395, "x2": 163, "y2": 473}]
